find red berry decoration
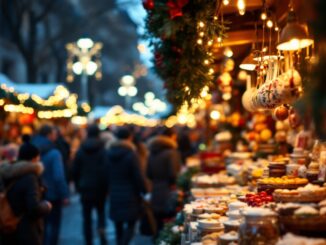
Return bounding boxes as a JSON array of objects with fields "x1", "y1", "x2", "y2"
[
  {"x1": 244, "y1": 192, "x2": 274, "y2": 207},
  {"x1": 142, "y1": 0, "x2": 154, "y2": 10}
]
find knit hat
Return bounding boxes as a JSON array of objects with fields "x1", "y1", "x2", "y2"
[{"x1": 18, "y1": 135, "x2": 40, "y2": 161}]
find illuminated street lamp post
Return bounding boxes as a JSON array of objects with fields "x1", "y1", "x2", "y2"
[
  {"x1": 117, "y1": 75, "x2": 137, "y2": 110},
  {"x1": 66, "y1": 38, "x2": 102, "y2": 103}
]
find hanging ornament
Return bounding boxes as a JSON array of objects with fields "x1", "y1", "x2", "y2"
[
  {"x1": 273, "y1": 105, "x2": 289, "y2": 121},
  {"x1": 166, "y1": 0, "x2": 189, "y2": 19},
  {"x1": 288, "y1": 109, "x2": 301, "y2": 128},
  {"x1": 142, "y1": 0, "x2": 154, "y2": 10}
]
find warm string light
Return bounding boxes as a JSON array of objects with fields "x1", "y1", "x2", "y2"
[
  {"x1": 37, "y1": 108, "x2": 76, "y2": 119},
  {"x1": 100, "y1": 107, "x2": 159, "y2": 127},
  {"x1": 4, "y1": 104, "x2": 34, "y2": 114}
]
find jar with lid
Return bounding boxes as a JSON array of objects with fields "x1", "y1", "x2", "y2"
[{"x1": 239, "y1": 208, "x2": 279, "y2": 245}]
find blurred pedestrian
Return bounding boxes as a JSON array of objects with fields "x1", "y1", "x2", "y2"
[
  {"x1": 177, "y1": 127, "x2": 195, "y2": 164},
  {"x1": 133, "y1": 132, "x2": 151, "y2": 192},
  {"x1": 73, "y1": 124, "x2": 108, "y2": 245},
  {"x1": 107, "y1": 127, "x2": 147, "y2": 245},
  {"x1": 1, "y1": 135, "x2": 52, "y2": 245},
  {"x1": 146, "y1": 127, "x2": 182, "y2": 237},
  {"x1": 54, "y1": 127, "x2": 71, "y2": 182},
  {"x1": 32, "y1": 125, "x2": 69, "y2": 245}
]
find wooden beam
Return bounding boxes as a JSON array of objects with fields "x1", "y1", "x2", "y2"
[
  {"x1": 221, "y1": 0, "x2": 275, "y2": 14},
  {"x1": 217, "y1": 29, "x2": 276, "y2": 47}
]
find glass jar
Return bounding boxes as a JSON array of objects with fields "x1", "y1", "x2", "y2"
[{"x1": 239, "y1": 209, "x2": 279, "y2": 245}]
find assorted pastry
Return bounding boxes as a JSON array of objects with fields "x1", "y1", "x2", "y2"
[{"x1": 273, "y1": 184, "x2": 326, "y2": 203}]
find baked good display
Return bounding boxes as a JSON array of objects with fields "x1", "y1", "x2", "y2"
[
  {"x1": 257, "y1": 176, "x2": 308, "y2": 192},
  {"x1": 223, "y1": 219, "x2": 241, "y2": 233},
  {"x1": 191, "y1": 188, "x2": 232, "y2": 198},
  {"x1": 273, "y1": 184, "x2": 326, "y2": 203},
  {"x1": 276, "y1": 233, "x2": 326, "y2": 245},
  {"x1": 219, "y1": 231, "x2": 239, "y2": 245},
  {"x1": 192, "y1": 173, "x2": 236, "y2": 188},
  {"x1": 198, "y1": 213, "x2": 221, "y2": 220},
  {"x1": 201, "y1": 231, "x2": 223, "y2": 245},
  {"x1": 198, "y1": 219, "x2": 223, "y2": 230},
  {"x1": 276, "y1": 202, "x2": 326, "y2": 236}
]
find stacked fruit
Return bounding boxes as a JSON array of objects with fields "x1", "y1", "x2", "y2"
[{"x1": 245, "y1": 191, "x2": 273, "y2": 207}]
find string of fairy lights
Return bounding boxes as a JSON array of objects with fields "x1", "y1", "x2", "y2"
[{"x1": 0, "y1": 83, "x2": 90, "y2": 119}]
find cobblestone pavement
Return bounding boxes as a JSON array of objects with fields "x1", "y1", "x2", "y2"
[{"x1": 59, "y1": 194, "x2": 154, "y2": 245}]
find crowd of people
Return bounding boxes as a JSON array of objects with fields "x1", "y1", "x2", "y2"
[{"x1": 0, "y1": 123, "x2": 201, "y2": 245}]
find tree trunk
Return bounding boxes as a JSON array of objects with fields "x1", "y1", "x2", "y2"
[
  {"x1": 25, "y1": 11, "x2": 37, "y2": 83},
  {"x1": 25, "y1": 57, "x2": 37, "y2": 83}
]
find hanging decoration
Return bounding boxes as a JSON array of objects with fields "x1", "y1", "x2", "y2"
[
  {"x1": 142, "y1": 0, "x2": 155, "y2": 10},
  {"x1": 144, "y1": 0, "x2": 228, "y2": 110},
  {"x1": 167, "y1": 0, "x2": 189, "y2": 19}
]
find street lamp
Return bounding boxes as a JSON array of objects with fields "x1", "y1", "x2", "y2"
[
  {"x1": 118, "y1": 75, "x2": 137, "y2": 110},
  {"x1": 66, "y1": 38, "x2": 102, "y2": 103}
]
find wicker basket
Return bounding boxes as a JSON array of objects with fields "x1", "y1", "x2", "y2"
[
  {"x1": 274, "y1": 191, "x2": 326, "y2": 203},
  {"x1": 279, "y1": 215, "x2": 326, "y2": 237}
]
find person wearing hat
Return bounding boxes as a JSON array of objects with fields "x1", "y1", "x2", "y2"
[
  {"x1": 107, "y1": 127, "x2": 147, "y2": 245},
  {"x1": 72, "y1": 124, "x2": 108, "y2": 245},
  {"x1": 1, "y1": 135, "x2": 52, "y2": 245}
]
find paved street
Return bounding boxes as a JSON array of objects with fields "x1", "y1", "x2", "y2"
[{"x1": 59, "y1": 194, "x2": 154, "y2": 245}]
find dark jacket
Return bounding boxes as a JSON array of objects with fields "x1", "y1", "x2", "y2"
[
  {"x1": 73, "y1": 138, "x2": 108, "y2": 201},
  {"x1": 32, "y1": 135, "x2": 69, "y2": 201},
  {"x1": 107, "y1": 140, "x2": 146, "y2": 222},
  {"x1": 146, "y1": 136, "x2": 181, "y2": 213},
  {"x1": 1, "y1": 162, "x2": 51, "y2": 245}
]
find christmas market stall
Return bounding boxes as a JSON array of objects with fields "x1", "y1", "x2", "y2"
[{"x1": 142, "y1": 0, "x2": 326, "y2": 244}]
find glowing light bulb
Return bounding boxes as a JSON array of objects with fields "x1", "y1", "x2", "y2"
[
  {"x1": 266, "y1": 20, "x2": 273, "y2": 28},
  {"x1": 204, "y1": 59, "x2": 209, "y2": 65},
  {"x1": 261, "y1": 12, "x2": 267, "y2": 20},
  {"x1": 198, "y1": 21, "x2": 205, "y2": 28},
  {"x1": 199, "y1": 32, "x2": 204, "y2": 37},
  {"x1": 237, "y1": 0, "x2": 246, "y2": 15},
  {"x1": 197, "y1": 39, "x2": 203, "y2": 45},
  {"x1": 223, "y1": 0, "x2": 229, "y2": 5},
  {"x1": 274, "y1": 26, "x2": 279, "y2": 31},
  {"x1": 217, "y1": 36, "x2": 222, "y2": 43},
  {"x1": 207, "y1": 40, "x2": 213, "y2": 46}
]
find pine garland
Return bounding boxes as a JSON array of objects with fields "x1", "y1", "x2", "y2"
[{"x1": 144, "y1": 0, "x2": 228, "y2": 110}]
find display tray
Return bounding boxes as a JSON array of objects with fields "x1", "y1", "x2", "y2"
[
  {"x1": 279, "y1": 215, "x2": 326, "y2": 237},
  {"x1": 257, "y1": 183, "x2": 307, "y2": 193},
  {"x1": 273, "y1": 192, "x2": 326, "y2": 203}
]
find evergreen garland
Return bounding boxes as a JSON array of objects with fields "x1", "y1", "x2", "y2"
[{"x1": 144, "y1": 0, "x2": 228, "y2": 110}]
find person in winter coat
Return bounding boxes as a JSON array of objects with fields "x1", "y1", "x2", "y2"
[
  {"x1": 107, "y1": 127, "x2": 147, "y2": 245},
  {"x1": 54, "y1": 127, "x2": 71, "y2": 182},
  {"x1": 1, "y1": 135, "x2": 52, "y2": 245},
  {"x1": 146, "y1": 127, "x2": 182, "y2": 236},
  {"x1": 32, "y1": 125, "x2": 69, "y2": 245},
  {"x1": 73, "y1": 125, "x2": 108, "y2": 245}
]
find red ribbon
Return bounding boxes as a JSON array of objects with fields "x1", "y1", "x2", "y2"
[{"x1": 166, "y1": 0, "x2": 189, "y2": 19}]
